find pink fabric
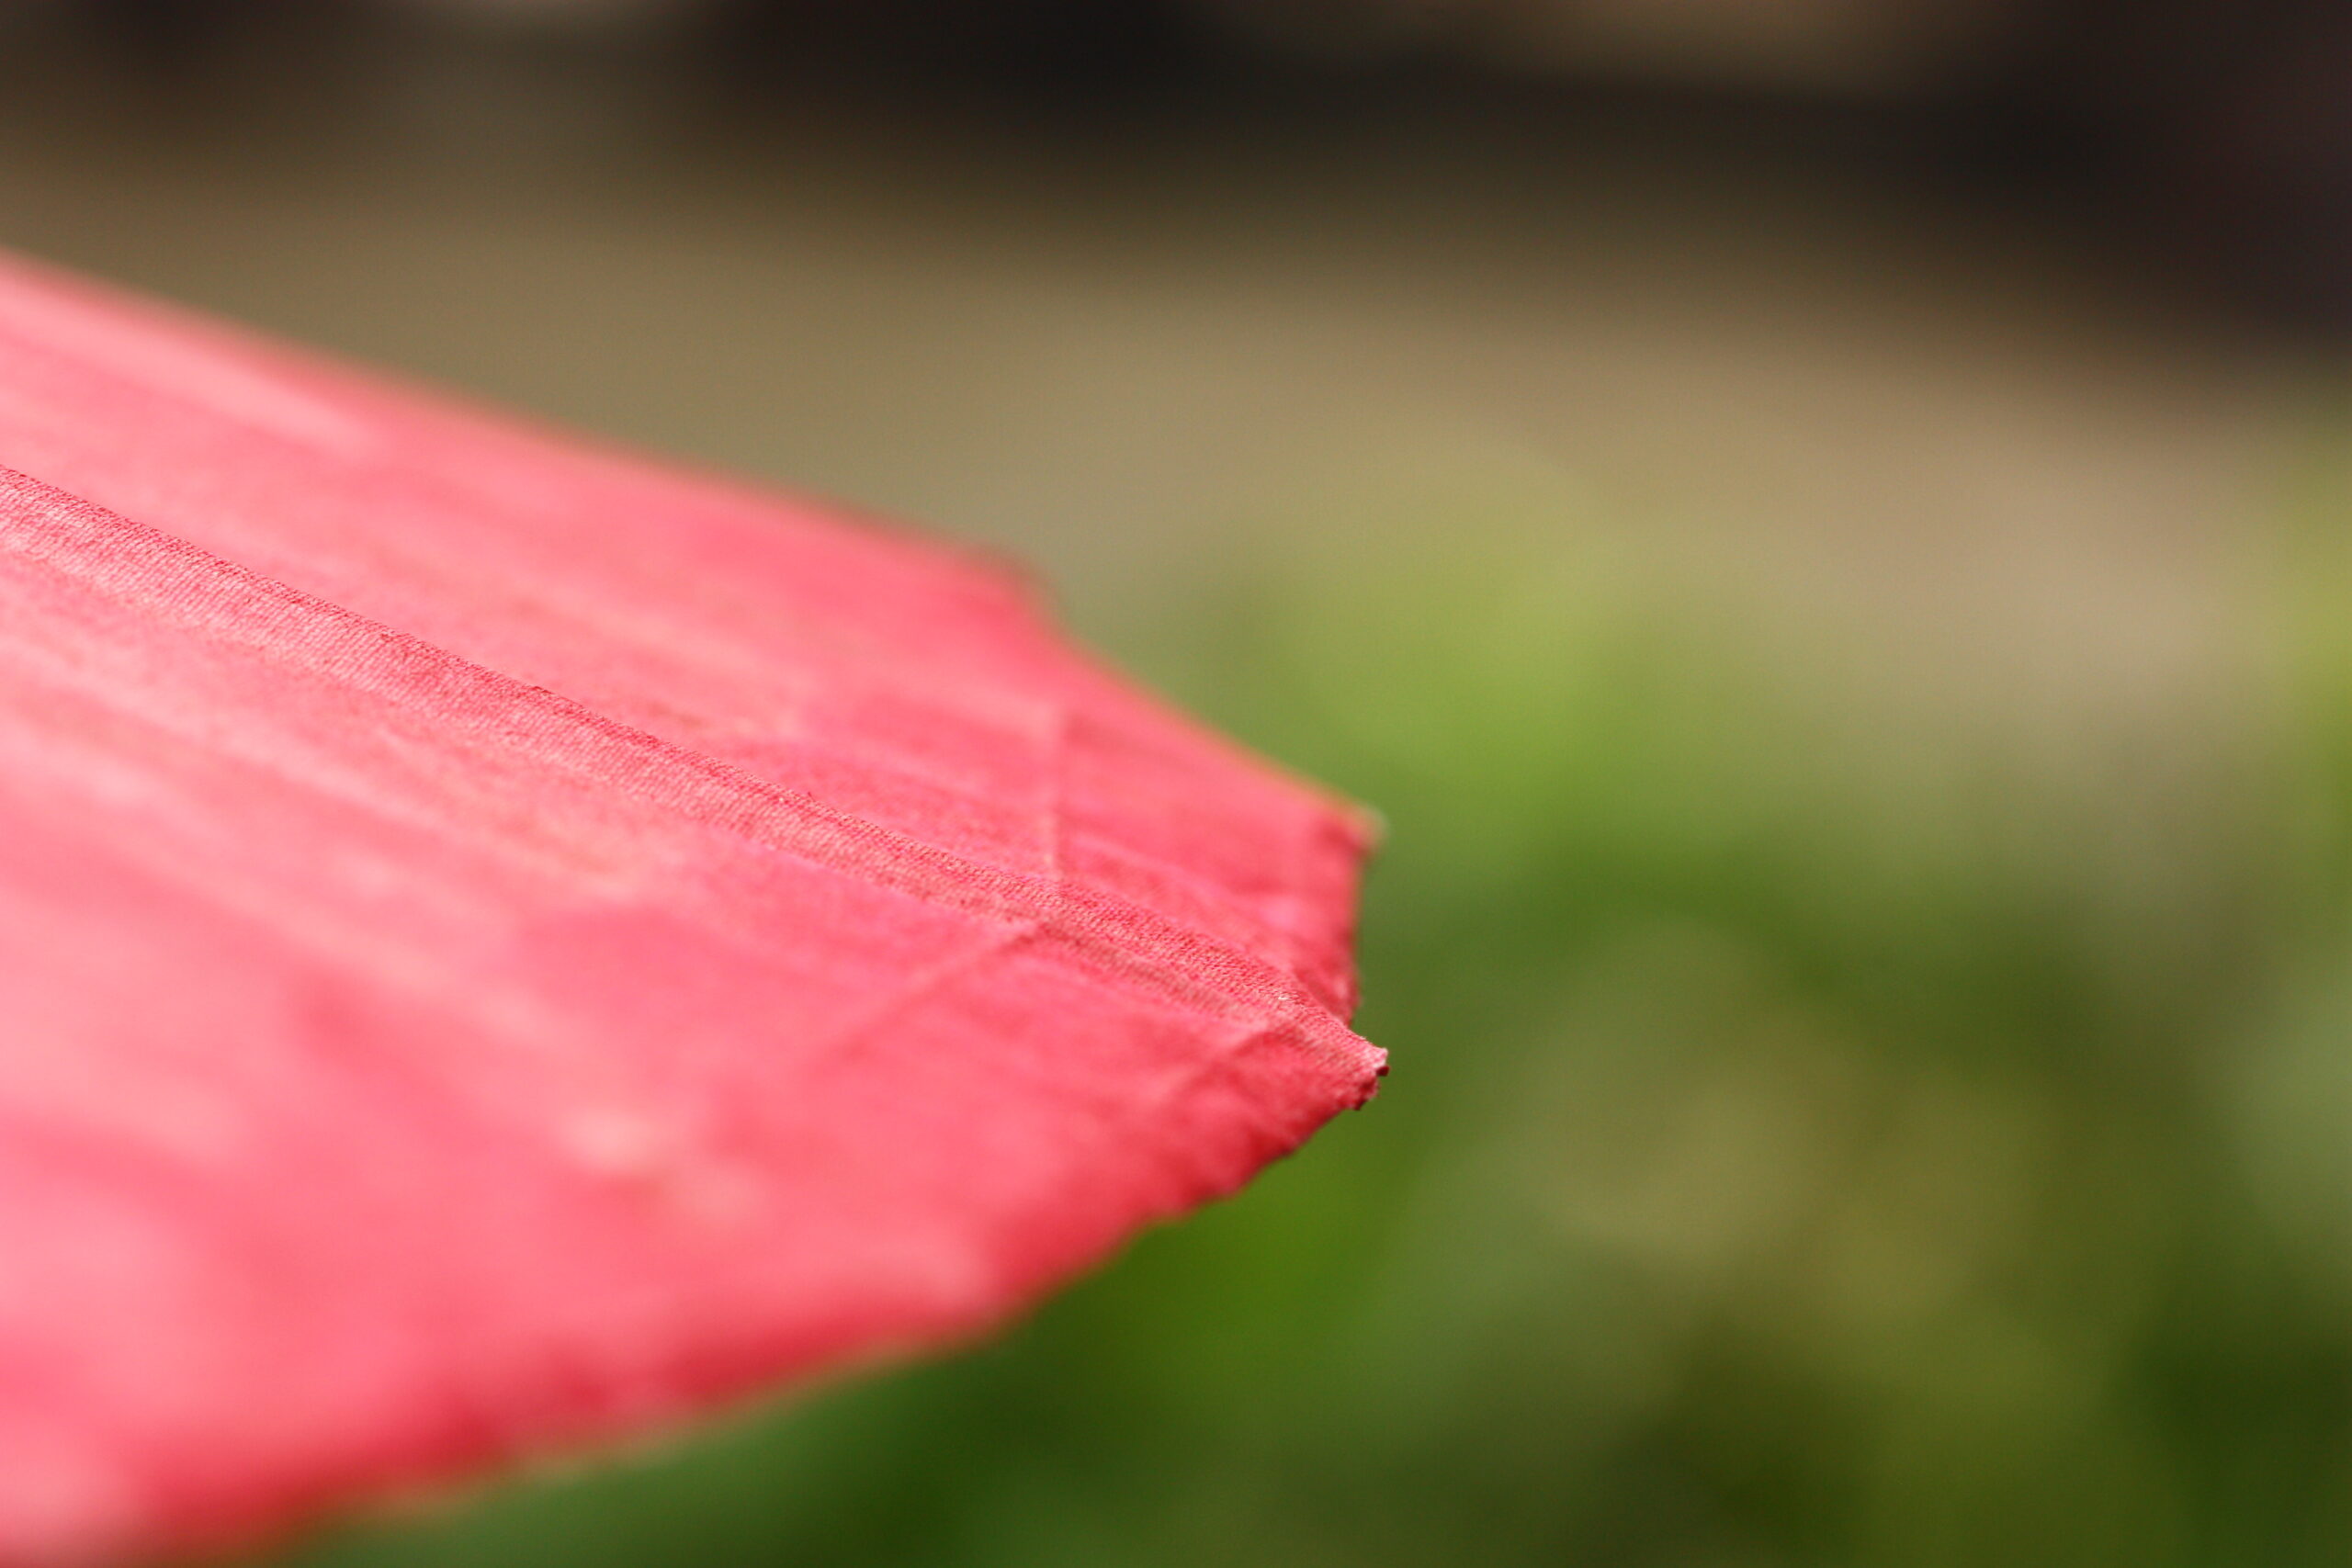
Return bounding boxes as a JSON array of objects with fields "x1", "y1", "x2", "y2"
[{"x1": 0, "y1": 253, "x2": 1380, "y2": 1566}]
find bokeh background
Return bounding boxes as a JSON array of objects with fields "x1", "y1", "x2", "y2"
[{"x1": 3, "y1": 3, "x2": 2347, "y2": 1563}]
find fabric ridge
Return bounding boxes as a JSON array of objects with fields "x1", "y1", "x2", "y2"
[{"x1": 0, "y1": 252, "x2": 1380, "y2": 1567}]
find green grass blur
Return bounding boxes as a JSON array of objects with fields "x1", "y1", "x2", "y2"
[{"x1": 286, "y1": 456, "x2": 2352, "y2": 1568}]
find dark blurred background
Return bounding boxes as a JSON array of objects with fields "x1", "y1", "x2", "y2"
[{"x1": 2, "y1": 3, "x2": 2346, "y2": 1564}]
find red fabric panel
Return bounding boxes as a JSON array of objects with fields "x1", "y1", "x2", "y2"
[{"x1": 0, "y1": 254, "x2": 1380, "y2": 1566}]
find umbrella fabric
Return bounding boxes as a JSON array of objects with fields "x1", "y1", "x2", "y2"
[{"x1": 0, "y1": 253, "x2": 1380, "y2": 1566}]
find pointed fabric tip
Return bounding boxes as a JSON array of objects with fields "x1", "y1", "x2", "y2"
[{"x1": 0, "y1": 252, "x2": 1381, "y2": 1566}]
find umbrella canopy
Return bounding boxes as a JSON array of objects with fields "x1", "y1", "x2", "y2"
[{"x1": 0, "y1": 253, "x2": 1381, "y2": 1566}]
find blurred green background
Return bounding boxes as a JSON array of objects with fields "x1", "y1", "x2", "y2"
[
  {"x1": 281, "y1": 451, "x2": 2352, "y2": 1568},
  {"x1": 0, "y1": 6, "x2": 2346, "y2": 1564}
]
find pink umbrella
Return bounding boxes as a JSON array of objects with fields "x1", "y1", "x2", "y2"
[{"x1": 0, "y1": 253, "x2": 1380, "y2": 1565}]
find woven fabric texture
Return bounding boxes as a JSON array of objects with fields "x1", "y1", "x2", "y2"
[{"x1": 0, "y1": 254, "x2": 1380, "y2": 1566}]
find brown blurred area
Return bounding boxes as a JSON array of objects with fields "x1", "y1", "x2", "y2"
[
  {"x1": 0, "y1": 0, "x2": 2335, "y2": 642},
  {"x1": 6, "y1": 1, "x2": 2350, "y2": 314}
]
